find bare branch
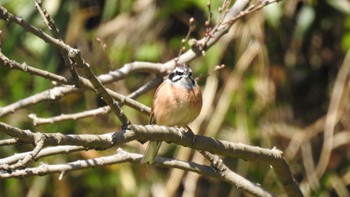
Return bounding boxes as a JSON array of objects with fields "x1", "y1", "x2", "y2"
[
  {"x1": 0, "y1": 145, "x2": 87, "y2": 165},
  {"x1": 0, "y1": 148, "x2": 217, "y2": 179},
  {"x1": 0, "y1": 52, "x2": 68, "y2": 84},
  {"x1": 0, "y1": 75, "x2": 151, "y2": 118},
  {"x1": 0, "y1": 122, "x2": 115, "y2": 149},
  {"x1": 0, "y1": 138, "x2": 18, "y2": 146},
  {"x1": 200, "y1": 151, "x2": 274, "y2": 197},
  {"x1": 70, "y1": 49, "x2": 130, "y2": 126},
  {"x1": 0, "y1": 85, "x2": 77, "y2": 117},
  {"x1": 29, "y1": 106, "x2": 111, "y2": 125},
  {"x1": 29, "y1": 77, "x2": 161, "y2": 125},
  {"x1": 0, "y1": 133, "x2": 45, "y2": 170},
  {"x1": 0, "y1": 6, "x2": 70, "y2": 53},
  {"x1": 34, "y1": 0, "x2": 79, "y2": 82},
  {"x1": 128, "y1": 76, "x2": 162, "y2": 98}
]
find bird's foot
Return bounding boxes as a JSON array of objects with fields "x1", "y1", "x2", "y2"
[{"x1": 184, "y1": 126, "x2": 196, "y2": 147}]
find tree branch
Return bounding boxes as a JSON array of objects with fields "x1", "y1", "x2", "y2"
[
  {"x1": 0, "y1": 52, "x2": 69, "y2": 84},
  {"x1": 0, "y1": 148, "x2": 218, "y2": 179},
  {"x1": 67, "y1": 48, "x2": 131, "y2": 126},
  {"x1": 34, "y1": 0, "x2": 80, "y2": 83},
  {"x1": 0, "y1": 133, "x2": 45, "y2": 170},
  {"x1": 0, "y1": 138, "x2": 18, "y2": 146},
  {"x1": 0, "y1": 145, "x2": 87, "y2": 165},
  {"x1": 29, "y1": 77, "x2": 160, "y2": 125},
  {"x1": 200, "y1": 150, "x2": 274, "y2": 197}
]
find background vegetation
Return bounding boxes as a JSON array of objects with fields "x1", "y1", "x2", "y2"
[{"x1": 1, "y1": 0, "x2": 350, "y2": 196}]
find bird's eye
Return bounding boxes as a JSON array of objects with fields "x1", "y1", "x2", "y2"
[{"x1": 175, "y1": 71, "x2": 183, "y2": 76}]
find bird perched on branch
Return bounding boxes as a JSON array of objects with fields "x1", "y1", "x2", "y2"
[{"x1": 141, "y1": 64, "x2": 202, "y2": 164}]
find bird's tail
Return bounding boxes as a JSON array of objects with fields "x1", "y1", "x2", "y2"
[{"x1": 141, "y1": 141, "x2": 162, "y2": 164}]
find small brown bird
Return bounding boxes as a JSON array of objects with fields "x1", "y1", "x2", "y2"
[{"x1": 141, "y1": 64, "x2": 202, "y2": 164}]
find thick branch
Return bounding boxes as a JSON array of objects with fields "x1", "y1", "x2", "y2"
[
  {"x1": 0, "y1": 138, "x2": 18, "y2": 146},
  {"x1": 200, "y1": 151, "x2": 273, "y2": 197}
]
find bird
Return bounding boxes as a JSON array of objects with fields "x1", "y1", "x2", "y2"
[{"x1": 141, "y1": 64, "x2": 202, "y2": 164}]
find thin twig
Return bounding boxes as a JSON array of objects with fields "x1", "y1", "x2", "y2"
[
  {"x1": 34, "y1": 0, "x2": 79, "y2": 83},
  {"x1": 0, "y1": 52, "x2": 68, "y2": 84},
  {"x1": 0, "y1": 145, "x2": 87, "y2": 165},
  {"x1": 29, "y1": 106, "x2": 111, "y2": 125},
  {"x1": 0, "y1": 138, "x2": 18, "y2": 146},
  {"x1": 0, "y1": 6, "x2": 71, "y2": 55},
  {"x1": 0, "y1": 134, "x2": 45, "y2": 170}
]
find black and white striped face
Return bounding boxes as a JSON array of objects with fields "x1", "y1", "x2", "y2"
[{"x1": 168, "y1": 65, "x2": 196, "y2": 89}]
